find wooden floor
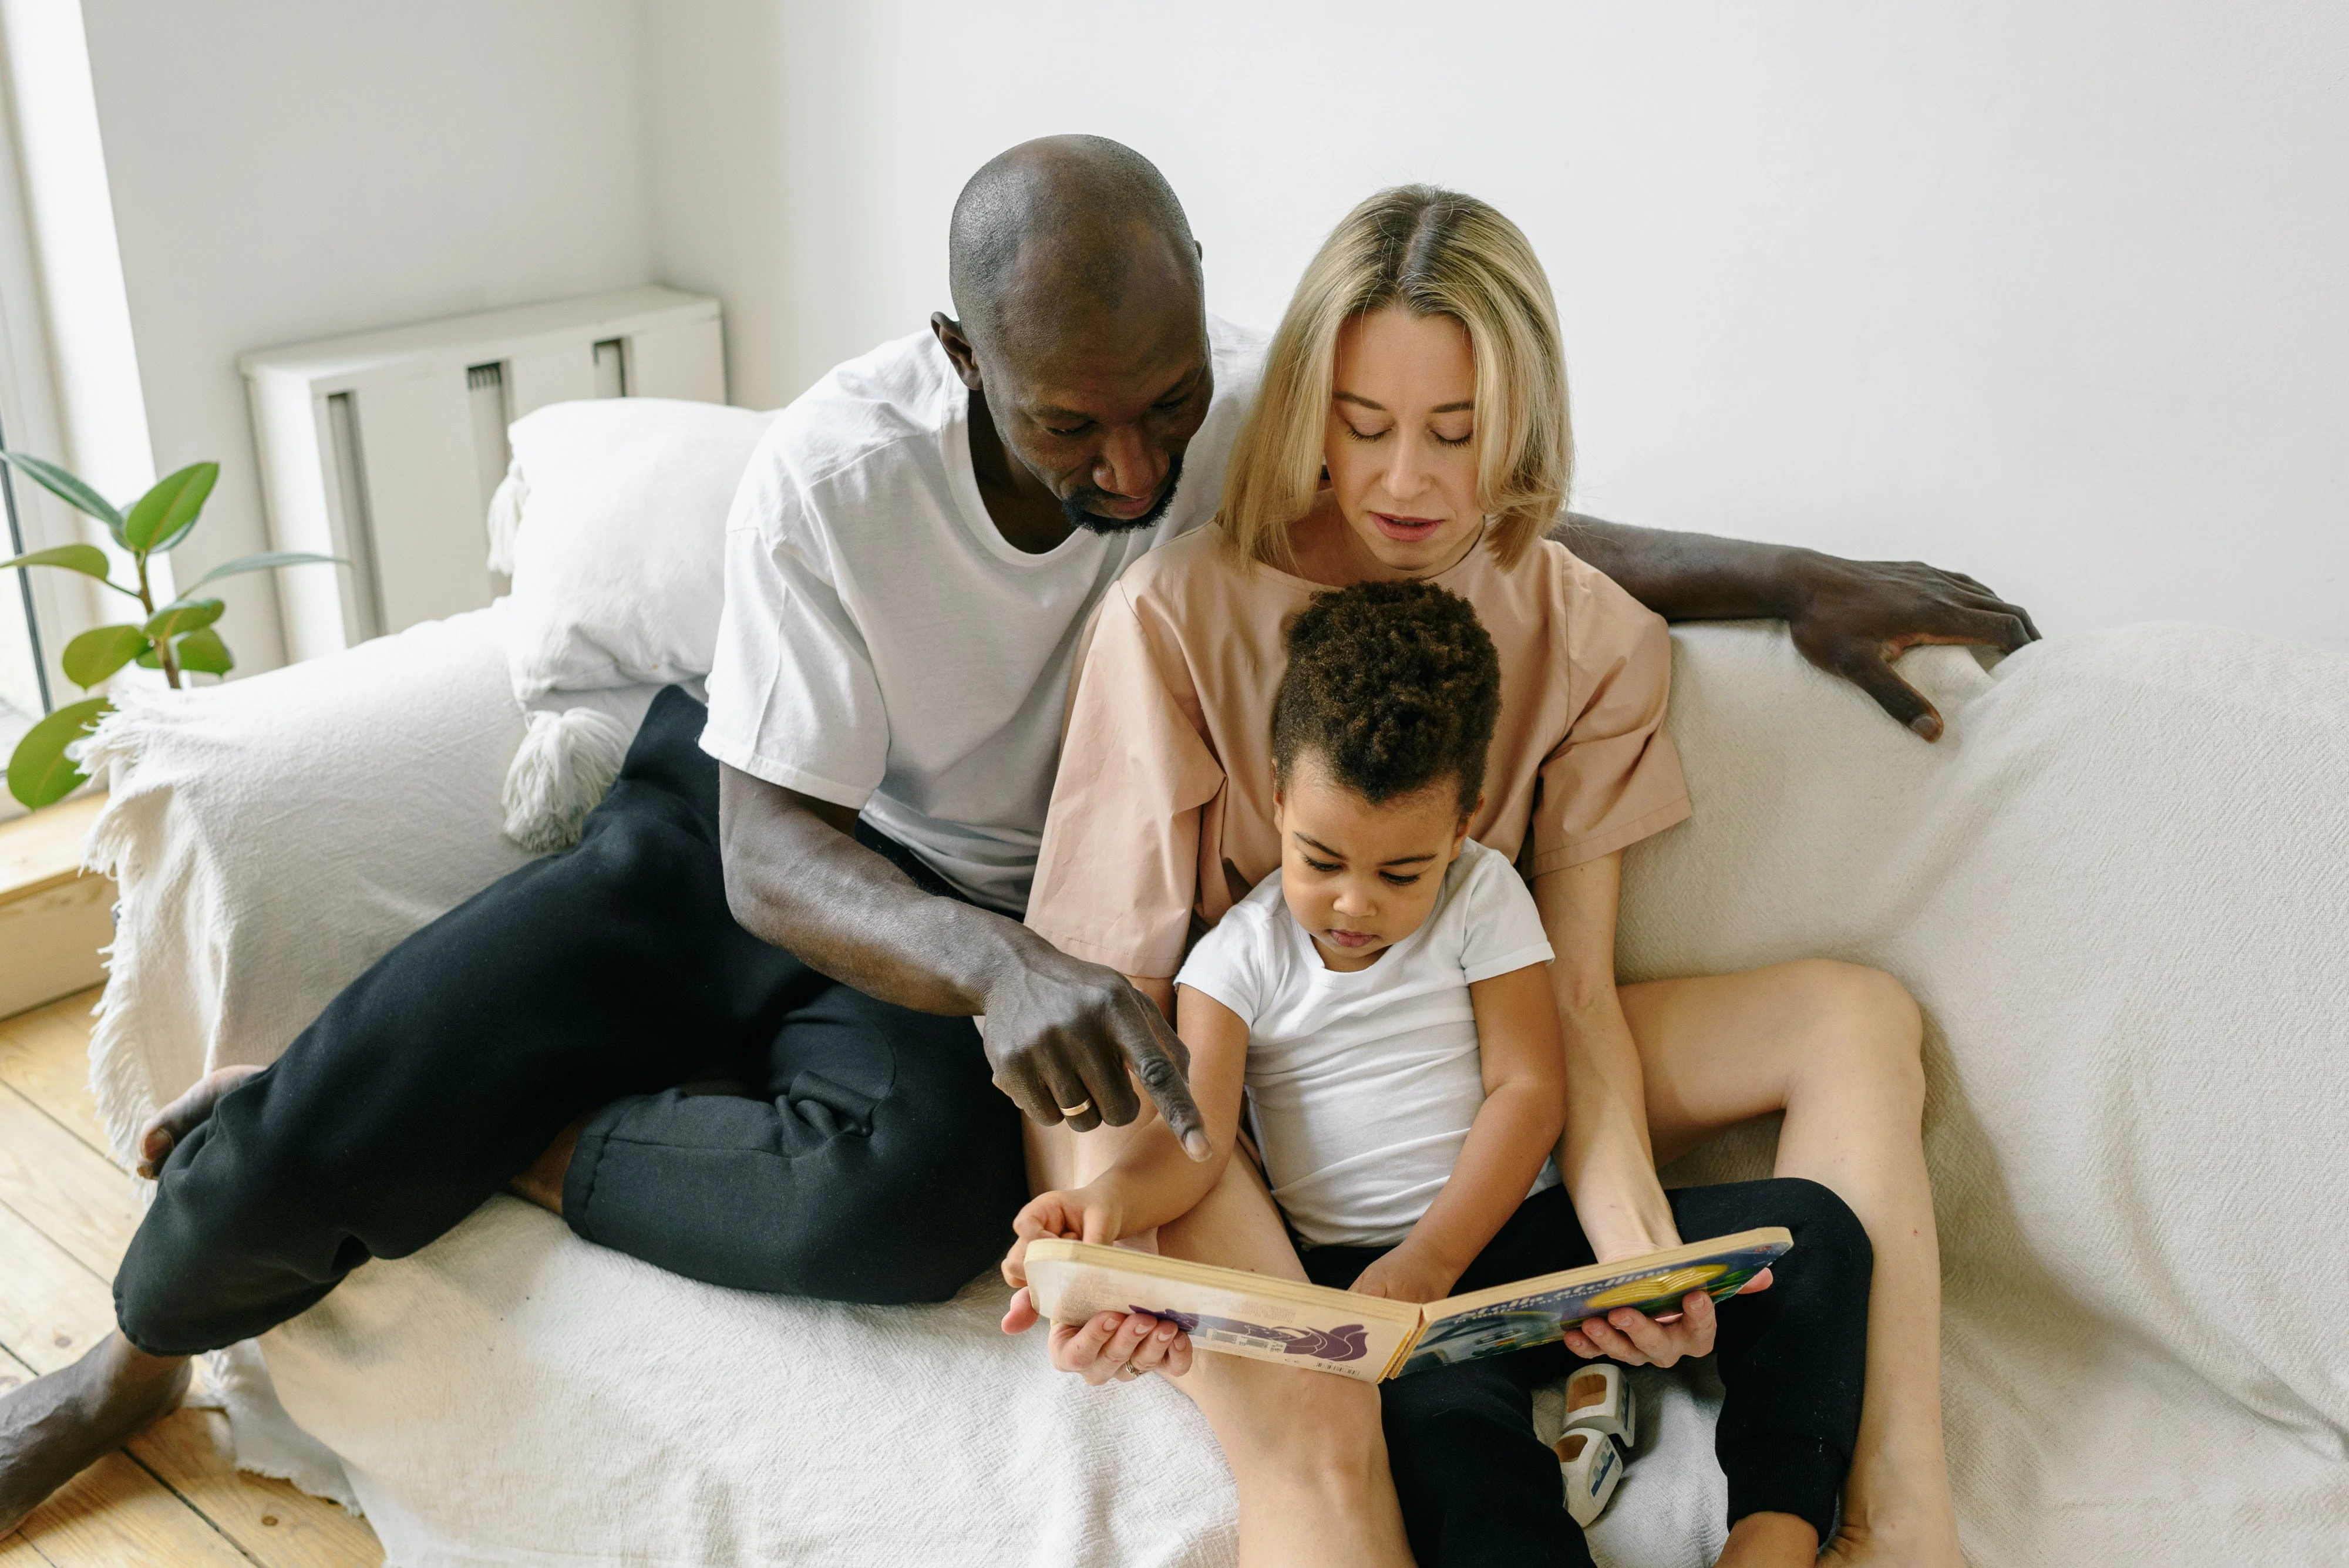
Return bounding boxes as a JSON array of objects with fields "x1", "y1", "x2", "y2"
[{"x1": 0, "y1": 989, "x2": 384, "y2": 1567}]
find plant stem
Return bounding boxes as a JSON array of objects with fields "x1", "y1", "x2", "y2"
[{"x1": 132, "y1": 544, "x2": 180, "y2": 691}]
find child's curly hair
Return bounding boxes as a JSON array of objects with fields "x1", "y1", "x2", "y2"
[{"x1": 1272, "y1": 580, "x2": 1502, "y2": 821}]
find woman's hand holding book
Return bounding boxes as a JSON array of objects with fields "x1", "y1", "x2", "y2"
[
  {"x1": 1558, "y1": 1267, "x2": 1774, "y2": 1368},
  {"x1": 1032, "y1": 1306, "x2": 1193, "y2": 1385},
  {"x1": 998, "y1": 1184, "x2": 1197, "y2": 1384}
]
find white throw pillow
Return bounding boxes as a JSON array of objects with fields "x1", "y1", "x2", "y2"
[{"x1": 496, "y1": 398, "x2": 777, "y2": 700}]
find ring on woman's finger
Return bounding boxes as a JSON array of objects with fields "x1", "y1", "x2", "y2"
[{"x1": 1057, "y1": 1099, "x2": 1093, "y2": 1118}]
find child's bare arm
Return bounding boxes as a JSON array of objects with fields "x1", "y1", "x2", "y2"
[
  {"x1": 1352, "y1": 963, "x2": 1567, "y2": 1303},
  {"x1": 1089, "y1": 985, "x2": 1250, "y2": 1227},
  {"x1": 1001, "y1": 985, "x2": 1249, "y2": 1286}
]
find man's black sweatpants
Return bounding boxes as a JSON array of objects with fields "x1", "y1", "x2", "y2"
[
  {"x1": 1301, "y1": 1178, "x2": 1872, "y2": 1568},
  {"x1": 114, "y1": 687, "x2": 1030, "y2": 1357}
]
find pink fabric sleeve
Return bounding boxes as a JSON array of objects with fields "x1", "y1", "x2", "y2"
[
  {"x1": 1524, "y1": 568, "x2": 1692, "y2": 877},
  {"x1": 1025, "y1": 585, "x2": 1226, "y2": 978}
]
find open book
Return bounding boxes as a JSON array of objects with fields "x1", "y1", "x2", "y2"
[{"x1": 1025, "y1": 1227, "x2": 1791, "y2": 1383}]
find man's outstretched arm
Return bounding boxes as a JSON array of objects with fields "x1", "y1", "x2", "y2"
[
  {"x1": 716, "y1": 764, "x2": 1210, "y2": 1155},
  {"x1": 1559, "y1": 516, "x2": 2040, "y2": 741}
]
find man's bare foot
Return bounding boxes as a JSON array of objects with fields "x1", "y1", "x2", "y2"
[
  {"x1": 0, "y1": 1333, "x2": 190, "y2": 1532},
  {"x1": 506, "y1": 1112, "x2": 590, "y2": 1215},
  {"x1": 135, "y1": 1063, "x2": 265, "y2": 1179}
]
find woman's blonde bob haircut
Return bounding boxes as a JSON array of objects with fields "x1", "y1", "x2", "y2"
[{"x1": 1220, "y1": 186, "x2": 1570, "y2": 573}]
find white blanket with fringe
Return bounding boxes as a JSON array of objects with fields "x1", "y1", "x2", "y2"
[{"x1": 81, "y1": 609, "x2": 2349, "y2": 1566}]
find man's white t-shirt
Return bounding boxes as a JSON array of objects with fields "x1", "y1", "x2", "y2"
[
  {"x1": 1173, "y1": 839, "x2": 1559, "y2": 1250},
  {"x1": 701, "y1": 315, "x2": 1267, "y2": 913}
]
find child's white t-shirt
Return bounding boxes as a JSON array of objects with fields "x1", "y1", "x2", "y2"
[{"x1": 1173, "y1": 837, "x2": 1558, "y2": 1250}]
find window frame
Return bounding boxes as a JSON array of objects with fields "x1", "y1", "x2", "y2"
[{"x1": 0, "y1": 25, "x2": 113, "y2": 815}]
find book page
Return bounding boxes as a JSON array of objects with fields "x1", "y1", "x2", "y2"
[
  {"x1": 1396, "y1": 1228, "x2": 1792, "y2": 1380},
  {"x1": 1025, "y1": 1240, "x2": 1423, "y2": 1384}
]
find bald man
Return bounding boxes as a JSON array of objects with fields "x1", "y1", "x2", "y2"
[{"x1": 0, "y1": 136, "x2": 2034, "y2": 1529}]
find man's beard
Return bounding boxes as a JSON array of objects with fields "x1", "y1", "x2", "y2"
[{"x1": 1062, "y1": 450, "x2": 1184, "y2": 536}]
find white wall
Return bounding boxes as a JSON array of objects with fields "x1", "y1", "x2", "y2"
[
  {"x1": 53, "y1": 1, "x2": 2348, "y2": 664},
  {"x1": 644, "y1": 0, "x2": 2348, "y2": 650},
  {"x1": 76, "y1": 0, "x2": 652, "y2": 673}
]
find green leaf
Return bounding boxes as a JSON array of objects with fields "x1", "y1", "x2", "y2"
[
  {"x1": 183, "y1": 550, "x2": 348, "y2": 591},
  {"x1": 171, "y1": 626, "x2": 233, "y2": 675},
  {"x1": 6, "y1": 696, "x2": 110, "y2": 809},
  {"x1": 1, "y1": 450, "x2": 124, "y2": 535},
  {"x1": 60, "y1": 624, "x2": 152, "y2": 688},
  {"x1": 0, "y1": 543, "x2": 113, "y2": 581},
  {"x1": 134, "y1": 644, "x2": 160, "y2": 669},
  {"x1": 144, "y1": 597, "x2": 224, "y2": 640},
  {"x1": 122, "y1": 462, "x2": 218, "y2": 553}
]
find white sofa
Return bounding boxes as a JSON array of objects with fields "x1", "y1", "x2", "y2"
[{"x1": 83, "y1": 569, "x2": 2349, "y2": 1563}]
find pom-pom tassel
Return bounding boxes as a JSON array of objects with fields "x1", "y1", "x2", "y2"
[{"x1": 502, "y1": 706, "x2": 629, "y2": 853}]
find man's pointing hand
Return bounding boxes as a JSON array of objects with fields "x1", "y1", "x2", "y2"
[{"x1": 980, "y1": 949, "x2": 1210, "y2": 1159}]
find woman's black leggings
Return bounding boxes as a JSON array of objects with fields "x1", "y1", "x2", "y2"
[{"x1": 1301, "y1": 1179, "x2": 1872, "y2": 1568}]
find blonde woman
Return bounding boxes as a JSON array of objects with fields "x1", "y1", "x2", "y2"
[{"x1": 1005, "y1": 186, "x2": 1961, "y2": 1568}]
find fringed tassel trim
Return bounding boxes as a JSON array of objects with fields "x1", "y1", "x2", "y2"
[
  {"x1": 79, "y1": 696, "x2": 171, "y2": 1171},
  {"x1": 501, "y1": 706, "x2": 629, "y2": 853}
]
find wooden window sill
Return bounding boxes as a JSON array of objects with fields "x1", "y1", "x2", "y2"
[{"x1": 0, "y1": 794, "x2": 113, "y2": 1020}]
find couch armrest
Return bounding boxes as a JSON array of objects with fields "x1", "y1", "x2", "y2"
[{"x1": 82, "y1": 605, "x2": 534, "y2": 1160}]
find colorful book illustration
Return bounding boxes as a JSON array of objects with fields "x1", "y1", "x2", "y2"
[{"x1": 1024, "y1": 1227, "x2": 1792, "y2": 1383}]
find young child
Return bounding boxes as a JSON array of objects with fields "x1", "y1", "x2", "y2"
[
  {"x1": 1011, "y1": 578, "x2": 1569, "y2": 1293},
  {"x1": 1174, "y1": 578, "x2": 1571, "y2": 1313}
]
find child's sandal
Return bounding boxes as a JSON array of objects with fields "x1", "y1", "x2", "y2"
[
  {"x1": 1554, "y1": 1428, "x2": 1623, "y2": 1527},
  {"x1": 1560, "y1": 1362, "x2": 1637, "y2": 1447}
]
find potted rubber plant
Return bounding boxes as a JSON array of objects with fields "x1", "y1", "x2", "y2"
[{"x1": 0, "y1": 450, "x2": 341, "y2": 807}]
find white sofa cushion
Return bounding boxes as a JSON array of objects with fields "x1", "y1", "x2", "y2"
[
  {"x1": 494, "y1": 398, "x2": 776, "y2": 700},
  {"x1": 82, "y1": 618, "x2": 2349, "y2": 1566}
]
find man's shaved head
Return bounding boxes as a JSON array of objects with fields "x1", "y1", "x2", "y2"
[
  {"x1": 934, "y1": 136, "x2": 1213, "y2": 544},
  {"x1": 948, "y1": 134, "x2": 1201, "y2": 355}
]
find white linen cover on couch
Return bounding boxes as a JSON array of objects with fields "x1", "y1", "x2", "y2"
[{"x1": 82, "y1": 605, "x2": 2349, "y2": 1567}]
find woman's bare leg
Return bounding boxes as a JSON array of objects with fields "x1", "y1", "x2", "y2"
[
  {"x1": 1621, "y1": 959, "x2": 1962, "y2": 1568},
  {"x1": 1027, "y1": 1113, "x2": 1412, "y2": 1566},
  {"x1": 1155, "y1": 1155, "x2": 1414, "y2": 1568}
]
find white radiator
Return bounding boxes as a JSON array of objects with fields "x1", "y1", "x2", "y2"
[{"x1": 240, "y1": 285, "x2": 724, "y2": 662}]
